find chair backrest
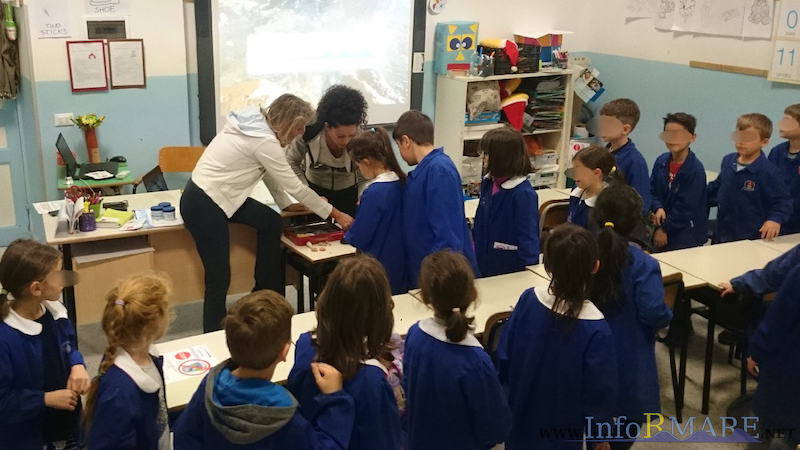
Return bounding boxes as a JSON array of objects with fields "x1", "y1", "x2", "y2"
[
  {"x1": 662, "y1": 272, "x2": 683, "y2": 310},
  {"x1": 158, "y1": 146, "x2": 205, "y2": 173},
  {"x1": 539, "y1": 199, "x2": 570, "y2": 241},
  {"x1": 659, "y1": 272, "x2": 688, "y2": 346},
  {"x1": 482, "y1": 311, "x2": 512, "y2": 360}
]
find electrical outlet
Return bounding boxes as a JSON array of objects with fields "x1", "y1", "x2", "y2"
[{"x1": 54, "y1": 113, "x2": 74, "y2": 127}]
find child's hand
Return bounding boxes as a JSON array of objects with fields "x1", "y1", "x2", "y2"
[
  {"x1": 67, "y1": 364, "x2": 91, "y2": 395},
  {"x1": 652, "y1": 208, "x2": 667, "y2": 226},
  {"x1": 311, "y1": 362, "x2": 344, "y2": 395},
  {"x1": 653, "y1": 228, "x2": 668, "y2": 248},
  {"x1": 719, "y1": 281, "x2": 736, "y2": 297},
  {"x1": 45, "y1": 389, "x2": 79, "y2": 411},
  {"x1": 746, "y1": 357, "x2": 759, "y2": 378},
  {"x1": 593, "y1": 442, "x2": 611, "y2": 450},
  {"x1": 759, "y1": 220, "x2": 781, "y2": 240}
]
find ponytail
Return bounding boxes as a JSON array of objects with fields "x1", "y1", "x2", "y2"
[
  {"x1": 419, "y1": 251, "x2": 477, "y2": 343},
  {"x1": 592, "y1": 222, "x2": 629, "y2": 309},
  {"x1": 605, "y1": 165, "x2": 628, "y2": 185},
  {"x1": 83, "y1": 273, "x2": 172, "y2": 430}
]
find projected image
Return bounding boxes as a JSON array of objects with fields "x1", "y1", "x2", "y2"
[{"x1": 217, "y1": 0, "x2": 413, "y2": 125}]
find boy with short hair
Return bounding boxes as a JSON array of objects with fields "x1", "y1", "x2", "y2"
[
  {"x1": 173, "y1": 290, "x2": 355, "y2": 450},
  {"x1": 768, "y1": 104, "x2": 800, "y2": 234},
  {"x1": 708, "y1": 113, "x2": 792, "y2": 243},
  {"x1": 650, "y1": 112, "x2": 708, "y2": 251},
  {"x1": 394, "y1": 110, "x2": 479, "y2": 286},
  {"x1": 599, "y1": 98, "x2": 652, "y2": 213}
]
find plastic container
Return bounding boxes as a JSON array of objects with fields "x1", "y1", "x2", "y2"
[
  {"x1": 158, "y1": 202, "x2": 171, "y2": 208},
  {"x1": 162, "y1": 206, "x2": 176, "y2": 221},
  {"x1": 150, "y1": 205, "x2": 163, "y2": 220}
]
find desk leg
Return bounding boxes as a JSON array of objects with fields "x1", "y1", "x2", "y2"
[
  {"x1": 702, "y1": 312, "x2": 715, "y2": 415},
  {"x1": 297, "y1": 272, "x2": 306, "y2": 314},
  {"x1": 61, "y1": 244, "x2": 78, "y2": 340}
]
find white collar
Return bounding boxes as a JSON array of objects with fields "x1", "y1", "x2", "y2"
[
  {"x1": 371, "y1": 171, "x2": 400, "y2": 183},
  {"x1": 362, "y1": 358, "x2": 390, "y2": 375},
  {"x1": 3, "y1": 301, "x2": 69, "y2": 336},
  {"x1": 113, "y1": 346, "x2": 162, "y2": 393},
  {"x1": 534, "y1": 286, "x2": 604, "y2": 320},
  {"x1": 418, "y1": 317, "x2": 483, "y2": 347},
  {"x1": 569, "y1": 186, "x2": 600, "y2": 207},
  {"x1": 501, "y1": 176, "x2": 529, "y2": 189}
]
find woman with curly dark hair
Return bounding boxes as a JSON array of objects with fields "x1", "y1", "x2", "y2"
[{"x1": 286, "y1": 85, "x2": 369, "y2": 216}]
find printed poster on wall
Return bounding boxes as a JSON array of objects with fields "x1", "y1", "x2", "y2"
[
  {"x1": 85, "y1": 0, "x2": 129, "y2": 16},
  {"x1": 31, "y1": 0, "x2": 71, "y2": 39},
  {"x1": 66, "y1": 40, "x2": 108, "y2": 92}
]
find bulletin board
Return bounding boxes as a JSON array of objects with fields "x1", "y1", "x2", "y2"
[{"x1": 769, "y1": 0, "x2": 800, "y2": 84}]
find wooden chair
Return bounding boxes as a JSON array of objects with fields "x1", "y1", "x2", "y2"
[
  {"x1": 656, "y1": 272, "x2": 690, "y2": 423},
  {"x1": 482, "y1": 311, "x2": 513, "y2": 364},
  {"x1": 158, "y1": 146, "x2": 205, "y2": 173},
  {"x1": 539, "y1": 199, "x2": 570, "y2": 242}
]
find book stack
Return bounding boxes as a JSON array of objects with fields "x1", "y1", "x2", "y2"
[{"x1": 520, "y1": 76, "x2": 565, "y2": 132}]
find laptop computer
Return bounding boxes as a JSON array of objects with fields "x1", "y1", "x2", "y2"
[{"x1": 56, "y1": 133, "x2": 119, "y2": 180}]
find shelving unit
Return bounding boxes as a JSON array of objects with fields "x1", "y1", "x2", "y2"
[{"x1": 434, "y1": 69, "x2": 576, "y2": 189}]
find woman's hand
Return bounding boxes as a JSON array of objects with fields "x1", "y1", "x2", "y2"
[
  {"x1": 331, "y1": 209, "x2": 354, "y2": 230},
  {"x1": 283, "y1": 203, "x2": 310, "y2": 213},
  {"x1": 67, "y1": 364, "x2": 91, "y2": 395}
]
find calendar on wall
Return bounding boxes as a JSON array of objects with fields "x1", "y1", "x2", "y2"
[{"x1": 770, "y1": 0, "x2": 800, "y2": 84}]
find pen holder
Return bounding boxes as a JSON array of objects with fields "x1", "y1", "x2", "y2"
[
  {"x1": 79, "y1": 213, "x2": 96, "y2": 232},
  {"x1": 90, "y1": 203, "x2": 102, "y2": 218}
]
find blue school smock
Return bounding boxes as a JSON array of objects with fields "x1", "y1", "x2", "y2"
[
  {"x1": 287, "y1": 333, "x2": 401, "y2": 450},
  {"x1": 0, "y1": 301, "x2": 84, "y2": 450},
  {"x1": 344, "y1": 172, "x2": 408, "y2": 294},
  {"x1": 174, "y1": 360, "x2": 355, "y2": 450},
  {"x1": 567, "y1": 187, "x2": 596, "y2": 229},
  {"x1": 731, "y1": 243, "x2": 800, "y2": 295},
  {"x1": 403, "y1": 318, "x2": 511, "y2": 449},
  {"x1": 707, "y1": 152, "x2": 793, "y2": 243},
  {"x1": 768, "y1": 142, "x2": 800, "y2": 234},
  {"x1": 403, "y1": 148, "x2": 479, "y2": 287},
  {"x1": 496, "y1": 287, "x2": 618, "y2": 450},
  {"x1": 472, "y1": 176, "x2": 540, "y2": 277},
  {"x1": 749, "y1": 266, "x2": 800, "y2": 430},
  {"x1": 602, "y1": 244, "x2": 672, "y2": 423},
  {"x1": 650, "y1": 150, "x2": 708, "y2": 250},
  {"x1": 610, "y1": 140, "x2": 652, "y2": 213},
  {"x1": 88, "y1": 348, "x2": 166, "y2": 450}
]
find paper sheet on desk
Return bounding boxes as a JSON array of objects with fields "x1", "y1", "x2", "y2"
[
  {"x1": 33, "y1": 200, "x2": 65, "y2": 215},
  {"x1": 121, "y1": 209, "x2": 184, "y2": 231},
  {"x1": 162, "y1": 345, "x2": 218, "y2": 383},
  {"x1": 83, "y1": 171, "x2": 115, "y2": 180}
]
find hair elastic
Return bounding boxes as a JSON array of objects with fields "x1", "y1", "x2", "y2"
[
  {"x1": 114, "y1": 299, "x2": 126, "y2": 306},
  {"x1": 604, "y1": 222, "x2": 615, "y2": 228},
  {"x1": 452, "y1": 307, "x2": 460, "y2": 313}
]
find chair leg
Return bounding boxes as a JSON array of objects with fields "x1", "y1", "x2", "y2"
[
  {"x1": 740, "y1": 339, "x2": 748, "y2": 396},
  {"x1": 668, "y1": 345, "x2": 681, "y2": 422},
  {"x1": 702, "y1": 317, "x2": 715, "y2": 415},
  {"x1": 677, "y1": 336, "x2": 688, "y2": 423}
]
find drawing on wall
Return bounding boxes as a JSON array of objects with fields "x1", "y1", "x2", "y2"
[
  {"x1": 655, "y1": 0, "x2": 676, "y2": 29},
  {"x1": 748, "y1": 0, "x2": 771, "y2": 24},
  {"x1": 625, "y1": 0, "x2": 656, "y2": 18},
  {"x1": 629, "y1": 0, "x2": 774, "y2": 39},
  {"x1": 678, "y1": 0, "x2": 696, "y2": 19},
  {"x1": 742, "y1": 0, "x2": 774, "y2": 38}
]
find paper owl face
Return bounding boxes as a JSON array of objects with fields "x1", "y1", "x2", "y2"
[{"x1": 434, "y1": 21, "x2": 479, "y2": 75}]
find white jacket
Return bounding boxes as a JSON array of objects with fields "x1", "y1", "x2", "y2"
[{"x1": 191, "y1": 108, "x2": 333, "y2": 219}]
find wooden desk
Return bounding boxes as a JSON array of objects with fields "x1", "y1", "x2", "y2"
[
  {"x1": 653, "y1": 240, "x2": 782, "y2": 289},
  {"x1": 281, "y1": 236, "x2": 357, "y2": 312},
  {"x1": 753, "y1": 233, "x2": 800, "y2": 254},
  {"x1": 464, "y1": 187, "x2": 570, "y2": 220}
]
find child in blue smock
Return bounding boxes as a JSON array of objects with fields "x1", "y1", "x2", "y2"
[
  {"x1": 403, "y1": 250, "x2": 511, "y2": 449},
  {"x1": 497, "y1": 224, "x2": 617, "y2": 450},
  {"x1": 174, "y1": 290, "x2": 355, "y2": 450},
  {"x1": 287, "y1": 256, "x2": 401, "y2": 450},
  {"x1": 720, "y1": 243, "x2": 800, "y2": 298},
  {"x1": 394, "y1": 110, "x2": 479, "y2": 286},
  {"x1": 598, "y1": 98, "x2": 651, "y2": 213},
  {"x1": 472, "y1": 126, "x2": 540, "y2": 277},
  {"x1": 0, "y1": 239, "x2": 90, "y2": 450},
  {"x1": 344, "y1": 127, "x2": 408, "y2": 294},
  {"x1": 569, "y1": 145, "x2": 624, "y2": 230},
  {"x1": 747, "y1": 267, "x2": 800, "y2": 449},
  {"x1": 589, "y1": 184, "x2": 673, "y2": 448},
  {"x1": 708, "y1": 114, "x2": 792, "y2": 243},
  {"x1": 650, "y1": 113, "x2": 708, "y2": 251},
  {"x1": 768, "y1": 104, "x2": 800, "y2": 234}
]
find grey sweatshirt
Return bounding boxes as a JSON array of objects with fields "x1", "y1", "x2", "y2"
[{"x1": 285, "y1": 132, "x2": 366, "y2": 192}]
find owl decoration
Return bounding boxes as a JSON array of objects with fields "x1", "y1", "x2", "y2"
[{"x1": 434, "y1": 21, "x2": 479, "y2": 75}]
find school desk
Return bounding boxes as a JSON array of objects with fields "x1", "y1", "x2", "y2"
[
  {"x1": 282, "y1": 236, "x2": 358, "y2": 312},
  {"x1": 158, "y1": 293, "x2": 423, "y2": 411},
  {"x1": 410, "y1": 270, "x2": 551, "y2": 334},
  {"x1": 464, "y1": 187, "x2": 570, "y2": 220},
  {"x1": 752, "y1": 232, "x2": 800, "y2": 254},
  {"x1": 527, "y1": 261, "x2": 704, "y2": 289}
]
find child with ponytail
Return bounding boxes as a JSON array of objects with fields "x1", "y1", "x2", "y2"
[
  {"x1": 589, "y1": 184, "x2": 672, "y2": 448},
  {"x1": 84, "y1": 273, "x2": 172, "y2": 450},
  {"x1": 403, "y1": 250, "x2": 511, "y2": 449},
  {"x1": 568, "y1": 145, "x2": 626, "y2": 229},
  {"x1": 0, "y1": 239, "x2": 88, "y2": 449},
  {"x1": 496, "y1": 225, "x2": 617, "y2": 450}
]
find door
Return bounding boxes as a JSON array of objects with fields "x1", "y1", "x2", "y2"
[{"x1": 0, "y1": 99, "x2": 31, "y2": 245}]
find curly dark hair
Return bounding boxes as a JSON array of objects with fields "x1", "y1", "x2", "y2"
[{"x1": 316, "y1": 85, "x2": 368, "y2": 127}]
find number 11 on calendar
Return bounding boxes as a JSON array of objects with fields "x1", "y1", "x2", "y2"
[{"x1": 772, "y1": 41, "x2": 800, "y2": 83}]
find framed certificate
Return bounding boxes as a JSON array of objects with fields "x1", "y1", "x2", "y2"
[
  {"x1": 108, "y1": 39, "x2": 146, "y2": 89},
  {"x1": 66, "y1": 40, "x2": 108, "y2": 92}
]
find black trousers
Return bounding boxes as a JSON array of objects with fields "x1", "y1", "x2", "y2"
[
  {"x1": 309, "y1": 182, "x2": 358, "y2": 218},
  {"x1": 181, "y1": 180, "x2": 284, "y2": 332}
]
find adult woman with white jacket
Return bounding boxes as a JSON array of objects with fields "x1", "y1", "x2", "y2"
[{"x1": 180, "y1": 94, "x2": 354, "y2": 332}]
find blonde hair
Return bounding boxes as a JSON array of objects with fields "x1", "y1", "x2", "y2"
[
  {"x1": 262, "y1": 94, "x2": 315, "y2": 146},
  {"x1": 737, "y1": 113, "x2": 773, "y2": 140},
  {"x1": 84, "y1": 273, "x2": 172, "y2": 429}
]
